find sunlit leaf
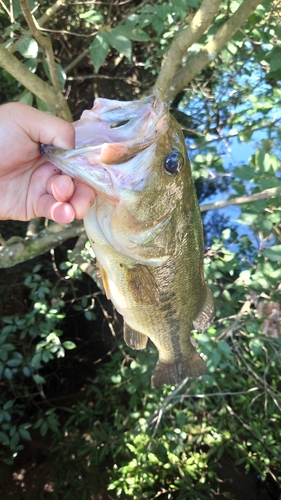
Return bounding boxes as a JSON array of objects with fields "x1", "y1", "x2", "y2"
[
  {"x1": 262, "y1": 245, "x2": 281, "y2": 262},
  {"x1": 90, "y1": 33, "x2": 109, "y2": 72},
  {"x1": 79, "y1": 9, "x2": 104, "y2": 24},
  {"x1": 107, "y1": 29, "x2": 132, "y2": 60},
  {"x1": 18, "y1": 37, "x2": 38, "y2": 58}
]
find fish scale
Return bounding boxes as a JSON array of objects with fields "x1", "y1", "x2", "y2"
[{"x1": 42, "y1": 90, "x2": 215, "y2": 387}]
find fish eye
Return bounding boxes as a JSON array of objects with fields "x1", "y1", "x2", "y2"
[
  {"x1": 163, "y1": 150, "x2": 184, "y2": 175},
  {"x1": 110, "y1": 119, "x2": 130, "y2": 128}
]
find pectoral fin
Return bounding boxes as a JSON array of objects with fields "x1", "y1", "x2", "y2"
[
  {"x1": 124, "y1": 322, "x2": 148, "y2": 350},
  {"x1": 97, "y1": 262, "x2": 111, "y2": 299},
  {"x1": 193, "y1": 287, "x2": 215, "y2": 332},
  {"x1": 126, "y1": 264, "x2": 159, "y2": 306}
]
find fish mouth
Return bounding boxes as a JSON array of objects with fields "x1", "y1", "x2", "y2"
[{"x1": 42, "y1": 91, "x2": 169, "y2": 198}]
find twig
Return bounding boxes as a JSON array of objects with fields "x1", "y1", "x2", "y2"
[
  {"x1": 165, "y1": 0, "x2": 264, "y2": 101},
  {"x1": 200, "y1": 186, "x2": 281, "y2": 212},
  {"x1": 19, "y1": 0, "x2": 72, "y2": 121},
  {"x1": 0, "y1": 0, "x2": 10, "y2": 17},
  {"x1": 64, "y1": 48, "x2": 91, "y2": 74},
  {"x1": 38, "y1": 0, "x2": 71, "y2": 27},
  {"x1": 66, "y1": 73, "x2": 145, "y2": 87},
  {"x1": 155, "y1": 0, "x2": 221, "y2": 98},
  {"x1": 226, "y1": 403, "x2": 274, "y2": 456},
  {"x1": 177, "y1": 387, "x2": 259, "y2": 399},
  {"x1": 0, "y1": 43, "x2": 64, "y2": 115}
]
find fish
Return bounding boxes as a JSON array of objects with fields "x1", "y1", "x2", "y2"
[{"x1": 42, "y1": 91, "x2": 215, "y2": 387}]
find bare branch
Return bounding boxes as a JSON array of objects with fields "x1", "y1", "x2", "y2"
[
  {"x1": 165, "y1": 0, "x2": 263, "y2": 101},
  {"x1": 0, "y1": 222, "x2": 84, "y2": 268},
  {"x1": 154, "y1": 0, "x2": 221, "y2": 99},
  {"x1": 19, "y1": 0, "x2": 72, "y2": 121},
  {"x1": 0, "y1": 0, "x2": 10, "y2": 17},
  {"x1": 200, "y1": 186, "x2": 281, "y2": 212},
  {"x1": 38, "y1": 0, "x2": 71, "y2": 26},
  {"x1": 8, "y1": 0, "x2": 71, "y2": 55},
  {"x1": 0, "y1": 44, "x2": 69, "y2": 118}
]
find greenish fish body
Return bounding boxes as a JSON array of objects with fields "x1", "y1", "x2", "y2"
[{"x1": 43, "y1": 91, "x2": 215, "y2": 386}]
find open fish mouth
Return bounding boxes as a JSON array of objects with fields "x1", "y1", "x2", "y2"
[{"x1": 42, "y1": 91, "x2": 169, "y2": 197}]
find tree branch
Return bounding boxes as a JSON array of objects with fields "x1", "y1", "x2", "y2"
[
  {"x1": 0, "y1": 222, "x2": 84, "y2": 268},
  {"x1": 154, "y1": 0, "x2": 221, "y2": 99},
  {"x1": 19, "y1": 0, "x2": 72, "y2": 121},
  {"x1": 0, "y1": 43, "x2": 69, "y2": 118},
  {"x1": 165, "y1": 0, "x2": 263, "y2": 102},
  {"x1": 38, "y1": 0, "x2": 71, "y2": 26},
  {"x1": 200, "y1": 186, "x2": 281, "y2": 212},
  {"x1": 8, "y1": 0, "x2": 71, "y2": 55},
  {"x1": 1, "y1": 185, "x2": 280, "y2": 268}
]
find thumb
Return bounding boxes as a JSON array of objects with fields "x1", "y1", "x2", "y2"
[{"x1": 7, "y1": 102, "x2": 75, "y2": 149}]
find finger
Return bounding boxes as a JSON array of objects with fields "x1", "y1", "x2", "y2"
[
  {"x1": 7, "y1": 103, "x2": 75, "y2": 149},
  {"x1": 36, "y1": 194, "x2": 75, "y2": 223},
  {"x1": 48, "y1": 174, "x2": 75, "y2": 202},
  {"x1": 68, "y1": 182, "x2": 96, "y2": 219}
]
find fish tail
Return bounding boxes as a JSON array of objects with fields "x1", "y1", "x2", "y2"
[{"x1": 151, "y1": 349, "x2": 206, "y2": 387}]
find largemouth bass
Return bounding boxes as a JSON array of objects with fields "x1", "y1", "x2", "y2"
[{"x1": 42, "y1": 91, "x2": 215, "y2": 387}]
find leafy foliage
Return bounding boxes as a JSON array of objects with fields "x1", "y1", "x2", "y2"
[{"x1": 0, "y1": 0, "x2": 281, "y2": 498}]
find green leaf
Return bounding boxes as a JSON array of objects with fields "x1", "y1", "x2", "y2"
[
  {"x1": 186, "y1": 0, "x2": 198, "y2": 6},
  {"x1": 269, "y1": 46, "x2": 281, "y2": 72},
  {"x1": 22, "y1": 366, "x2": 31, "y2": 377},
  {"x1": 24, "y1": 58, "x2": 37, "y2": 73},
  {"x1": 40, "y1": 421, "x2": 48, "y2": 437},
  {"x1": 33, "y1": 374, "x2": 46, "y2": 384},
  {"x1": 84, "y1": 311, "x2": 95, "y2": 321},
  {"x1": 236, "y1": 212, "x2": 258, "y2": 225},
  {"x1": 18, "y1": 37, "x2": 38, "y2": 58},
  {"x1": 4, "y1": 368, "x2": 13, "y2": 380},
  {"x1": 249, "y1": 338, "x2": 264, "y2": 355},
  {"x1": 4, "y1": 22, "x2": 21, "y2": 37},
  {"x1": 151, "y1": 16, "x2": 165, "y2": 36},
  {"x1": 255, "y1": 216, "x2": 272, "y2": 233},
  {"x1": 234, "y1": 165, "x2": 255, "y2": 181},
  {"x1": 7, "y1": 357, "x2": 23, "y2": 367},
  {"x1": 3, "y1": 400, "x2": 14, "y2": 411},
  {"x1": 19, "y1": 428, "x2": 31, "y2": 441},
  {"x1": 33, "y1": 264, "x2": 42, "y2": 273},
  {"x1": 118, "y1": 24, "x2": 150, "y2": 42},
  {"x1": 90, "y1": 33, "x2": 109, "y2": 72},
  {"x1": 0, "y1": 432, "x2": 9, "y2": 446},
  {"x1": 107, "y1": 29, "x2": 132, "y2": 60},
  {"x1": 43, "y1": 62, "x2": 66, "y2": 89},
  {"x1": 79, "y1": 9, "x2": 104, "y2": 24},
  {"x1": 36, "y1": 97, "x2": 55, "y2": 115},
  {"x1": 262, "y1": 245, "x2": 281, "y2": 262},
  {"x1": 275, "y1": 24, "x2": 281, "y2": 38},
  {"x1": 10, "y1": 431, "x2": 20, "y2": 449},
  {"x1": 18, "y1": 90, "x2": 34, "y2": 105},
  {"x1": 62, "y1": 341, "x2": 76, "y2": 350}
]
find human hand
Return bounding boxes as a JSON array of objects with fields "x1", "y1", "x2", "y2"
[{"x1": 0, "y1": 102, "x2": 95, "y2": 223}]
